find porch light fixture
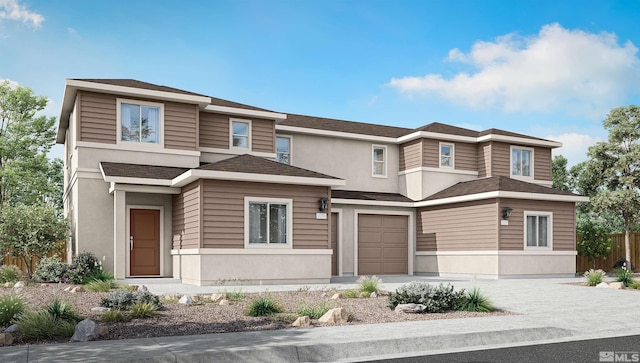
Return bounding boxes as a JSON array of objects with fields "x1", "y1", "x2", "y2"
[
  {"x1": 318, "y1": 197, "x2": 328, "y2": 212},
  {"x1": 502, "y1": 207, "x2": 513, "y2": 220}
]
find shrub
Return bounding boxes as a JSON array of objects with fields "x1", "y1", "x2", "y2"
[
  {"x1": 67, "y1": 252, "x2": 100, "y2": 284},
  {"x1": 358, "y1": 275, "x2": 382, "y2": 294},
  {"x1": 458, "y1": 287, "x2": 495, "y2": 312},
  {"x1": 388, "y1": 281, "x2": 465, "y2": 313},
  {"x1": 0, "y1": 294, "x2": 25, "y2": 326},
  {"x1": 613, "y1": 258, "x2": 635, "y2": 271},
  {"x1": 100, "y1": 309, "x2": 128, "y2": 323},
  {"x1": 583, "y1": 269, "x2": 606, "y2": 286},
  {"x1": 100, "y1": 290, "x2": 162, "y2": 310},
  {"x1": 340, "y1": 290, "x2": 360, "y2": 299},
  {"x1": 129, "y1": 302, "x2": 159, "y2": 319},
  {"x1": 615, "y1": 265, "x2": 635, "y2": 287},
  {"x1": 16, "y1": 311, "x2": 76, "y2": 340},
  {"x1": 45, "y1": 298, "x2": 82, "y2": 323},
  {"x1": 0, "y1": 265, "x2": 23, "y2": 283},
  {"x1": 33, "y1": 256, "x2": 68, "y2": 283},
  {"x1": 630, "y1": 281, "x2": 640, "y2": 290},
  {"x1": 85, "y1": 279, "x2": 116, "y2": 292},
  {"x1": 82, "y1": 268, "x2": 114, "y2": 284},
  {"x1": 296, "y1": 303, "x2": 330, "y2": 319},
  {"x1": 245, "y1": 295, "x2": 284, "y2": 317}
]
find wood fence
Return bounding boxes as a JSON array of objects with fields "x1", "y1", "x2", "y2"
[
  {"x1": 1, "y1": 247, "x2": 66, "y2": 275},
  {"x1": 576, "y1": 233, "x2": 640, "y2": 272}
]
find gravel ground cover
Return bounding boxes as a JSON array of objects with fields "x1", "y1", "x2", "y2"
[{"x1": 0, "y1": 284, "x2": 512, "y2": 346}]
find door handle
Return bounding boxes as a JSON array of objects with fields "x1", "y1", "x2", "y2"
[{"x1": 130, "y1": 236, "x2": 134, "y2": 250}]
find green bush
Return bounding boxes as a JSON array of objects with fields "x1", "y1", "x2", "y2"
[
  {"x1": 340, "y1": 290, "x2": 359, "y2": 298},
  {"x1": 45, "y1": 298, "x2": 82, "y2": 323},
  {"x1": 16, "y1": 311, "x2": 76, "y2": 340},
  {"x1": 100, "y1": 309, "x2": 128, "y2": 323},
  {"x1": 615, "y1": 267, "x2": 635, "y2": 287},
  {"x1": 0, "y1": 294, "x2": 25, "y2": 326},
  {"x1": 221, "y1": 288, "x2": 245, "y2": 301},
  {"x1": 85, "y1": 279, "x2": 116, "y2": 292},
  {"x1": 129, "y1": 302, "x2": 159, "y2": 319},
  {"x1": 33, "y1": 256, "x2": 68, "y2": 283},
  {"x1": 584, "y1": 269, "x2": 605, "y2": 286},
  {"x1": 458, "y1": 287, "x2": 495, "y2": 312},
  {"x1": 358, "y1": 275, "x2": 382, "y2": 294},
  {"x1": 100, "y1": 290, "x2": 162, "y2": 310},
  {"x1": 245, "y1": 295, "x2": 284, "y2": 317},
  {"x1": 296, "y1": 303, "x2": 330, "y2": 319},
  {"x1": 0, "y1": 265, "x2": 23, "y2": 283},
  {"x1": 81, "y1": 268, "x2": 114, "y2": 284},
  {"x1": 67, "y1": 252, "x2": 100, "y2": 284},
  {"x1": 388, "y1": 281, "x2": 465, "y2": 313}
]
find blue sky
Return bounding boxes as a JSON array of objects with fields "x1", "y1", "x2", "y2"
[{"x1": 1, "y1": 0, "x2": 640, "y2": 166}]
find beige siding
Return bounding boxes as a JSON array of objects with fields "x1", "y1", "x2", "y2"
[
  {"x1": 498, "y1": 198, "x2": 576, "y2": 251},
  {"x1": 77, "y1": 91, "x2": 117, "y2": 144},
  {"x1": 164, "y1": 102, "x2": 198, "y2": 150},
  {"x1": 252, "y1": 118, "x2": 275, "y2": 153},
  {"x1": 422, "y1": 139, "x2": 439, "y2": 168},
  {"x1": 534, "y1": 147, "x2": 552, "y2": 181},
  {"x1": 491, "y1": 141, "x2": 511, "y2": 177},
  {"x1": 199, "y1": 112, "x2": 229, "y2": 149},
  {"x1": 201, "y1": 180, "x2": 330, "y2": 249},
  {"x1": 172, "y1": 181, "x2": 201, "y2": 249},
  {"x1": 478, "y1": 142, "x2": 491, "y2": 178},
  {"x1": 417, "y1": 200, "x2": 498, "y2": 251},
  {"x1": 454, "y1": 142, "x2": 477, "y2": 172},
  {"x1": 399, "y1": 139, "x2": 422, "y2": 170}
]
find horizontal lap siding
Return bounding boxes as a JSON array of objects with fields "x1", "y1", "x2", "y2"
[
  {"x1": 454, "y1": 142, "x2": 477, "y2": 172},
  {"x1": 201, "y1": 180, "x2": 329, "y2": 249},
  {"x1": 172, "y1": 182, "x2": 201, "y2": 249},
  {"x1": 422, "y1": 139, "x2": 439, "y2": 167},
  {"x1": 252, "y1": 118, "x2": 275, "y2": 153},
  {"x1": 417, "y1": 200, "x2": 498, "y2": 251},
  {"x1": 164, "y1": 103, "x2": 198, "y2": 150},
  {"x1": 199, "y1": 112, "x2": 229, "y2": 149},
  {"x1": 78, "y1": 91, "x2": 117, "y2": 143},
  {"x1": 491, "y1": 141, "x2": 510, "y2": 177},
  {"x1": 498, "y1": 198, "x2": 576, "y2": 251},
  {"x1": 478, "y1": 142, "x2": 491, "y2": 177},
  {"x1": 399, "y1": 140, "x2": 422, "y2": 170},
  {"x1": 534, "y1": 147, "x2": 552, "y2": 181}
]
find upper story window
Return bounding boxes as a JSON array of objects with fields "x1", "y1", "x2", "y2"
[
  {"x1": 276, "y1": 136, "x2": 291, "y2": 164},
  {"x1": 117, "y1": 99, "x2": 164, "y2": 145},
  {"x1": 511, "y1": 146, "x2": 533, "y2": 178},
  {"x1": 245, "y1": 197, "x2": 293, "y2": 248},
  {"x1": 524, "y1": 211, "x2": 552, "y2": 249},
  {"x1": 231, "y1": 119, "x2": 251, "y2": 149},
  {"x1": 440, "y1": 142, "x2": 454, "y2": 168},
  {"x1": 372, "y1": 145, "x2": 386, "y2": 177}
]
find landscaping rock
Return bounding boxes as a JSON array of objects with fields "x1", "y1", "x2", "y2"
[
  {"x1": 0, "y1": 333, "x2": 13, "y2": 346},
  {"x1": 370, "y1": 292, "x2": 378, "y2": 298},
  {"x1": 331, "y1": 293, "x2": 341, "y2": 300},
  {"x1": 13, "y1": 282, "x2": 24, "y2": 288},
  {"x1": 219, "y1": 299, "x2": 230, "y2": 306},
  {"x1": 189, "y1": 294, "x2": 201, "y2": 302},
  {"x1": 178, "y1": 295, "x2": 194, "y2": 305},
  {"x1": 292, "y1": 316, "x2": 311, "y2": 327},
  {"x1": 210, "y1": 293, "x2": 227, "y2": 302},
  {"x1": 64, "y1": 286, "x2": 73, "y2": 292},
  {"x1": 139, "y1": 285, "x2": 148, "y2": 292},
  {"x1": 3, "y1": 282, "x2": 12, "y2": 288},
  {"x1": 4, "y1": 325, "x2": 18, "y2": 333},
  {"x1": 71, "y1": 286, "x2": 85, "y2": 293},
  {"x1": 320, "y1": 292, "x2": 327, "y2": 298},
  {"x1": 609, "y1": 282, "x2": 624, "y2": 290},
  {"x1": 70, "y1": 319, "x2": 101, "y2": 342},
  {"x1": 596, "y1": 282, "x2": 609, "y2": 288},
  {"x1": 91, "y1": 307, "x2": 110, "y2": 312},
  {"x1": 129, "y1": 285, "x2": 139, "y2": 291},
  {"x1": 394, "y1": 303, "x2": 427, "y2": 314},
  {"x1": 318, "y1": 307, "x2": 349, "y2": 324}
]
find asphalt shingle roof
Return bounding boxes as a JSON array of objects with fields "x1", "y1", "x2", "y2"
[
  {"x1": 100, "y1": 162, "x2": 188, "y2": 180},
  {"x1": 331, "y1": 190, "x2": 414, "y2": 202},
  {"x1": 197, "y1": 154, "x2": 341, "y2": 180}
]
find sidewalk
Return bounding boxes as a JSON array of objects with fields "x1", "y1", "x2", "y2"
[{"x1": 2, "y1": 276, "x2": 638, "y2": 362}]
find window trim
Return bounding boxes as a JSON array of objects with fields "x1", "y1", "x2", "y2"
[
  {"x1": 439, "y1": 142, "x2": 455, "y2": 169},
  {"x1": 371, "y1": 144, "x2": 387, "y2": 178},
  {"x1": 116, "y1": 98, "x2": 164, "y2": 148},
  {"x1": 276, "y1": 135, "x2": 292, "y2": 164},
  {"x1": 523, "y1": 211, "x2": 553, "y2": 250},
  {"x1": 230, "y1": 118, "x2": 252, "y2": 150},
  {"x1": 244, "y1": 197, "x2": 293, "y2": 249},
  {"x1": 510, "y1": 145, "x2": 534, "y2": 180}
]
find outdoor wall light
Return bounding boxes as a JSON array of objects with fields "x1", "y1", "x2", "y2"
[
  {"x1": 502, "y1": 207, "x2": 513, "y2": 220},
  {"x1": 318, "y1": 197, "x2": 329, "y2": 212}
]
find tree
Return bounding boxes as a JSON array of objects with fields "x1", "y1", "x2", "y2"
[
  {"x1": 586, "y1": 105, "x2": 640, "y2": 269},
  {"x1": 576, "y1": 217, "x2": 612, "y2": 270},
  {"x1": 0, "y1": 204, "x2": 68, "y2": 277},
  {"x1": 552, "y1": 155, "x2": 571, "y2": 191}
]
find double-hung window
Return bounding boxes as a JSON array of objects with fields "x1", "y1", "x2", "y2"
[
  {"x1": 117, "y1": 99, "x2": 163, "y2": 145},
  {"x1": 231, "y1": 119, "x2": 250, "y2": 149},
  {"x1": 245, "y1": 197, "x2": 292, "y2": 247},
  {"x1": 372, "y1": 145, "x2": 386, "y2": 177},
  {"x1": 511, "y1": 146, "x2": 533, "y2": 178},
  {"x1": 524, "y1": 211, "x2": 552, "y2": 248},
  {"x1": 440, "y1": 142, "x2": 454, "y2": 168},
  {"x1": 276, "y1": 136, "x2": 291, "y2": 164}
]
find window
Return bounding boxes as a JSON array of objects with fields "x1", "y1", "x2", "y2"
[
  {"x1": 511, "y1": 146, "x2": 533, "y2": 178},
  {"x1": 440, "y1": 142, "x2": 454, "y2": 168},
  {"x1": 276, "y1": 136, "x2": 291, "y2": 164},
  {"x1": 372, "y1": 145, "x2": 386, "y2": 177},
  {"x1": 524, "y1": 212, "x2": 552, "y2": 248},
  {"x1": 231, "y1": 119, "x2": 251, "y2": 149},
  {"x1": 245, "y1": 197, "x2": 292, "y2": 247},
  {"x1": 117, "y1": 99, "x2": 163, "y2": 145}
]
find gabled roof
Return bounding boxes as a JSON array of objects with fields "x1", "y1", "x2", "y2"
[
  {"x1": 278, "y1": 114, "x2": 413, "y2": 138},
  {"x1": 100, "y1": 162, "x2": 188, "y2": 180},
  {"x1": 332, "y1": 190, "x2": 414, "y2": 203},
  {"x1": 72, "y1": 79, "x2": 207, "y2": 97},
  {"x1": 197, "y1": 154, "x2": 340, "y2": 180},
  {"x1": 413, "y1": 122, "x2": 479, "y2": 138}
]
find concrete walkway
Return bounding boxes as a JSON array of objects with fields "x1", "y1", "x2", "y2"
[{"x1": 1, "y1": 276, "x2": 638, "y2": 362}]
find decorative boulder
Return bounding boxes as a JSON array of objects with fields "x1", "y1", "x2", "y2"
[
  {"x1": 139, "y1": 285, "x2": 148, "y2": 292},
  {"x1": 394, "y1": 303, "x2": 427, "y2": 314},
  {"x1": 210, "y1": 293, "x2": 227, "y2": 302},
  {"x1": 91, "y1": 307, "x2": 111, "y2": 312},
  {"x1": 609, "y1": 282, "x2": 624, "y2": 290},
  {"x1": 0, "y1": 333, "x2": 13, "y2": 346},
  {"x1": 70, "y1": 286, "x2": 85, "y2": 293},
  {"x1": 318, "y1": 308, "x2": 349, "y2": 324},
  {"x1": 330, "y1": 293, "x2": 341, "y2": 300},
  {"x1": 70, "y1": 319, "x2": 101, "y2": 342},
  {"x1": 292, "y1": 316, "x2": 311, "y2": 327},
  {"x1": 64, "y1": 286, "x2": 73, "y2": 292},
  {"x1": 189, "y1": 294, "x2": 201, "y2": 302},
  {"x1": 4, "y1": 325, "x2": 18, "y2": 333},
  {"x1": 13, "y1": 282, "x2": 24, "y2": 288},
  {"x1": 219, "y1": 299, "x2": 230, "y2": 306},
  {"x1": 370, "y1": 292, "x2": 378, "y2": 298},
  {"x1": 3, "y1": 282, "x2": 12, "y2": 288},
  {"x1": 595, "y1": 282, "x2": 609, "y2": 288},
  {"x1": 178, "y1": 295, "x2": 194, "y2": 305}
]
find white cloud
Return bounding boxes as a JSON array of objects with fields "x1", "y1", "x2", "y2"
[
  {"x1": 388, "y1": 24, "x2": 640, "y2": 118},
  {"x1": 0, "y1": 0, "x2": 44, "y2": 28},
  {"x1": 547, "y1": 132, "x2": 602, "y2": 166}
]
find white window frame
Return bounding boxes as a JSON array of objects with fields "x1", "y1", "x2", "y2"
[
  {"x1": 244, "y1": 197, "x2": 293, "y2": 249},
  {"x1": 372, "y1": 144, "x2": 387, "y2": 178},
  {"x1": 116, "y1": 98, "x2": 164, "y2": 148},
  {"x1": 510, "y1": 145, "x2": 534, "y2": 179},
  {"x1": 276, "y1": 135, "x2": 292, "y2": 164},
  {"x1": 523, "y1": 211, "x2": 552, "y2": 250},
  {"x1": 230, "y1": 118, "x2": 252, "y2": 150},
  {"x1": 439, "y1": 142, "x2": 455, "y2": 169}
]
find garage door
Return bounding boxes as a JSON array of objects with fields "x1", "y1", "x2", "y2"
[{"x1": 358, "y1": 214, "x2": 408, "y2": 275}]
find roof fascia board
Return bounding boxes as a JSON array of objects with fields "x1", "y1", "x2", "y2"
[
  {"x1": 415, "y1": 190, "x2": 588, "y2": 207},
  {"x1": 108, "y1": 182, "x2": 181, "y2": 195},
  {"x1": 172, "y1": 169, "x2": 346, "y2": 188},
  {"x1": 331, "y1": 198, "x2": 414, "y2": 207},
  {"x1": 103, "y1": 175, "x2": 173, "y2": 186},
  {"x1": 477, "y1": 134, "x2": 562, "y2": 148},
  {"x1": 276, "y1": 125, "x2": 398, "y2": 143},
  {"x1": 398, "y1": 131, "x2": 477, "y2": 144},
  {"x1": 204, "y1": 105, "x2": 287, "y2": 120}
]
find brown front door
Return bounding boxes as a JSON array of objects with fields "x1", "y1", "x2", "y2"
[
  {"x1": 331, "y1": 212, "x2": 339, "y2": 276},
  {"x1": 130, "y1": 209, "x2": 160, "y2": 276}
]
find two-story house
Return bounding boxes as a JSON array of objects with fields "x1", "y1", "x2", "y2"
[{"x1": 57, "y1": 79, "x2": 588, "y2": 285}]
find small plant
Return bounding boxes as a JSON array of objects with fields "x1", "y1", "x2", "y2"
[
  {"x1": 100, "y1": 290, "x2": 162, "y2": 310},
  {"x1": 630, "y1": 281, "x2": 640, "y2": 290},
  {"x1": 100, "y1": 309, "x2": 128, "y2": 323},
  {"x1": 583, "y1": 269, "x2": 606, "y2": 286},
  {"x1": 32, "y1": 256, "x2": 68, "y2": 283},
  {"x1": 81, "y1": 268, "x2": 114, "y2": 284},
  {"x1": 615, "y1": 263, "x2": 635, "y2": 287},
  {"x1": 45, "y1": 298, "x2": 82, "y2": 323},
  {"x1": 296, "y1": 303, "x2": 330, "y2": 319},
  {"x1": 245, "y1": 295, "x2": 284, "y2": 317},
  {"x1": 340, "y1": 290, "x2": 360, "y2": 299},
  {"x1": 271, "y1": 312, "x2": 299, "y2": 324},
  {"x1": 0, "y1": 265, "x2": 23, "y2": 283},
  {"x1": 118, "y1": 284, "x2": 137, "y2": 291},
  {"x1": 129, "y1": 302, "x2": 159, "y2": 319},
  {"x1": 388, "y1": 281, "x2": 465, "y2": 313},
  {"x1": 161, "y1": 294, "x2": 180, "y2": 304},
  {"x1": 458, "y1": 287, "x2": 495, "y2": 312},
  {"x1": 0, "y1": 294, "x2": 25, "y2": 326},
  {"x1": 221, "y1": 288, "x2": 245, "y2": 301},
  {"x1": 16, "y1": 310, "x2": 76, "y2": 340},
  {"x1": 85, "y1": 279, "x2": 116, "y2": 292},
  {"x1": 358, "y1": 275, "x2": 382, "y2": 294}
]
